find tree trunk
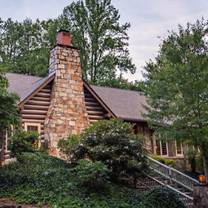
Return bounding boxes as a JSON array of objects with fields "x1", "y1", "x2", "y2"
[
  {"x1": 0, "y1": 138, "x2": 5, "y2": 166},
  {"x1": 203, "y1": 156, "x2": 208, "y2": 182}
]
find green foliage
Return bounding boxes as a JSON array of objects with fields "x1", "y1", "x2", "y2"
[
  {"x1": 141, "y1": 187, "x2": 186, "y2": 208},
  {"x1": 98, "y1": 77, "x2": 144, "y2": 91},
  {"x1": 0, "y1": 151, "x2": 184, "y2": 208},
  {"x1": 60, "y1": 119, "x2": 148, "y2": 181},
  {"x1": 152, "y1": 155, "x2": 176, "y2": 167},
  {"x1": 143, "y1": 18, "x2": 208, "y2": 178},
  {"x1": 72, "y1": 159, "x2": 109, "y2": 190},
  {"x1": 0, "y1": 18, "x2": 68, "y2": 76},
  {"x1": 58, "y1": 135, "x2": 80, "y2": 161},
  {"x1": 62, "y1": 0, "x2": 136, "y2": 84},
  {"x1": 10, "y1": 130, "x2": 39, "y2": 156},
  {"x1": 0, "y1": 70, "x2": 19, "y2": 131}
]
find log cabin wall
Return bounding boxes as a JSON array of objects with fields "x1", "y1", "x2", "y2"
[
  {"x1": 84, "y1": 87, "x2": 108, "y2": 124},
  {"x1": 20, "y1": 82, "x2": 53, "y2": 141}
]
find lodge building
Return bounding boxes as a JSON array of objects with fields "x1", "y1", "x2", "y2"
[{"x1": 1, "y1": 30, "x2": 183, "y2": 159}]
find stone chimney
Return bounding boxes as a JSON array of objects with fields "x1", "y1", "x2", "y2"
[{"x1": 44, "y1": 30, "x2": 89, "y2": 156}]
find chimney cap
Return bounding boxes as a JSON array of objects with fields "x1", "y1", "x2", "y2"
[
  {"x1": 56, "y1": 30, "x2": 72, "y2": 47},
  {"x1": 57, "y1": 29, "x2": 70, "y2": 33}
]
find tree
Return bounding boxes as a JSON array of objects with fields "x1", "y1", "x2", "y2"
[
  {"x1": 0, "y1": 18, "x2": 69, "y2": 76},
  {"x1": 62, "y1": 0, "x2": 136, "y2": 84},
  {"x1": 0, "y1": 70, "x2": 19, "y2": 164},
  {"x1": 143, "y1": 19, "x2": 208, "y2": 180},
  {"x1": 98, "y1": 77, "x2": 144, "y2": 91}
]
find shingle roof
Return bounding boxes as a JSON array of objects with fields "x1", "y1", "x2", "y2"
[
  {"x1": 6, "y1": 73, "x2": 147, "y2": 122},
  {"x1": 6, "y1": 73, "x2": 54, "y2": 102},
  {"x1": 91, "y1": 85, "x2": 147, "y2": 121}
]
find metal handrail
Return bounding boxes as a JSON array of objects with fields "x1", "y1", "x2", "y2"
[{"x1": 147, "y1": 156, "x2": 200, "y2": 191}]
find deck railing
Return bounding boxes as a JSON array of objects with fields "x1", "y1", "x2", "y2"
[{"x1": 147, "y1": 156, "x2": 200, "y2": 191}]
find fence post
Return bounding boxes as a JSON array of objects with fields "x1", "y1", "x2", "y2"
[{"x1": 193, "y1": 184, "x2": 208, "y2": 208}]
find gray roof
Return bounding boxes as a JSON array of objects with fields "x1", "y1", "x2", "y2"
[
  {"x1": 6, "y1": 73, "x2": 54, "y2": 102},
  {"x1": 91, "y1": 85, "x2": 147, "y2": 121},
  {"x1": 6, "y1": 73, "x2": 147, "y2": 122}
]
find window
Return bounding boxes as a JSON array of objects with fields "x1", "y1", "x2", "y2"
[
  {"x1": 155, "y1": 139, "x2": 168, "y2": 156},
  {"x1": 176, "y1": 140, "x2": 183, "y2": 156},
  {"x1": 24, "y1": 123, "x2": 41, "y2": 134}
]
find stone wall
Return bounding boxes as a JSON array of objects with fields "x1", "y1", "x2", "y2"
[{"x1": 44, "y1": 45, "x2": 89, "y2": 156}]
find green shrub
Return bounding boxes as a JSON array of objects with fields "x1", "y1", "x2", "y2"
[
  {"x1": 72, "y1": 159, "x2": 109, "y2": 191},
  {"x1": 141, "y1": 187, "x2": 186, "y2": 208},
  {"x1": 152, "y1": 155, "x2": 176, "y2": 167},
  {"x1": 10, "y1": 130, "x2": 39, "y2": 156},
  {"x1": 58, "y1": 135, "x2": 80, "y2": 161},
  {"x1": 59, "y1": 119, "x2": 148, "y2": 182}
]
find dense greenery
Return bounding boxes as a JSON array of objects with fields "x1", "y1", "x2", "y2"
[
  {"x1": 62, "y1": 0, "x2": 136, "y2": 83},
  {"x1": 10, "y1": 130, "x2": 39, "y2": 156},
  {"x1": 72, "y1": 159, "x2": 109, "y2": 190},
  {"x1": 0, "y1": 152, "x2": 185, "y2": 208},
  {"x1": 143, "y1": 19, "x2": 208, "y2": 179},
  {"x1": 141, "y1": 187, "x2": 186, "y2": 208},
  {"x1": 59, "y1": 119, "x2": 148, "y2": 183},
  {"x1": 0, "y1": 18, "x2": 68, "y2": 76},
  {"x1": 0, "y1": 70, "x2": 19, "y2": 164}
]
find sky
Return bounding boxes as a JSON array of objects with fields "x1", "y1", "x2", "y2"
[{"x1": 0, "y1": 0, "x2": 208, "y2": 81}]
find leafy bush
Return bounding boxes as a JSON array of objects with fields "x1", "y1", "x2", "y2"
[
  {"x1": 10, "y1": 130, "x2": 39, "y2": 156},
  {"x1": 72, "y1": 159, "x2": 109, "y2": 190},
  {"x1": 58, "y1": 135, "x2": 80, "y2": 161},
  {"x1": 141, "y1": 187, "x2": 186, "y2": 208},
  {"x1": 59, "y1": 119, "x2": 148, "y2": 182},
  {"x1": 152, "y1": 155, "x2": 176, "y2": 167}
]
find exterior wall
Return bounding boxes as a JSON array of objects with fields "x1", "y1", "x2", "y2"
[
  {"x1": 44, "y1": 45, "x2": 89, "y2": 156},
  {"x1": 84, "y1": 86, "x2": 108, "y2": 124},
  {"x1": 21, "y1": 82, "x2": 52, "y2": 142}
]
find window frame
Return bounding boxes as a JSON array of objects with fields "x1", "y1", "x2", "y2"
[
  {"x1": 24, "y1": 122, "x2": 41, "y2": 134},
  {"x1": 175, "y1": 140, "x2": 183, "y2": 156}
]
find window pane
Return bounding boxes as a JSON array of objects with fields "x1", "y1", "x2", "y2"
[
  {"x1": 156, "y1": 140, "x2": 161, "y2": 155},
  {"x1": 176, "y1": 140, "x2": 182, "y2": 155},
  {"x1": 27, "y1": 126, "x2": 38, "y2": 132},
  {"x1": 161, "y1": 141, "x2": 167, "y2": 155}
]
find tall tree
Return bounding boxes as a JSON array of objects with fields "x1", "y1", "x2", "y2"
[
  {"x1": 143, "y1": 19, "x2": 208, "y2": 180},
  {"x1": 62, "y1": 0, "x2": 136, "y2": 84},
  {"x1": 0, "y1": 18, "x2": 68, "y2": 76}
]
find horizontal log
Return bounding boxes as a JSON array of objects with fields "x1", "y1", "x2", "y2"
[
  {"x1": 40, "y1": 88, "x2": 51, "y2": 93},
  {"x1": 32, "y1": 96, "x2": 51, "y2": 101},
  {"x1": 88, "y1": 115, "x2": 104, "y2": 119},
  {"x1": 87, "y1": 110, "x2": 104, "y2": 115},
  {"x1": 21, "y1": 109, "x2": 48, "y2": 115},
  {"x1": 24, "y1": 104, "x2": 49, "y2": 110},
  {"x1": 85, "y1": 101, "x2": 100, "y2": 107},
  {"x1": 22, "y1": 114, "x2": 46, "y2": 120},
  {"x1": 22, "y1": 119, "x2": 44, "y2": 123},
  {"x1": 85, "y1": 97, "x2": 95, "y2": 102},
  {"x1": 36, "y1": 92, "x2": 51, "y2": 98},
  {"x1": 86, "y1": 105, "x2": 103, "y2": 111},
  {"x1": 26, "y1": 100, "x2": 50, "y2": 106}
]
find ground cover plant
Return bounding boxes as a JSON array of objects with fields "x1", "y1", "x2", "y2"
[{"x1": 0, "y1": 151, "x2": 185, "y2": 208}]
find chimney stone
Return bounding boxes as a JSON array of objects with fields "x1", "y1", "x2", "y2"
[{"x1": 44, "y1": 31, "x2": 89, "y2": 156}]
